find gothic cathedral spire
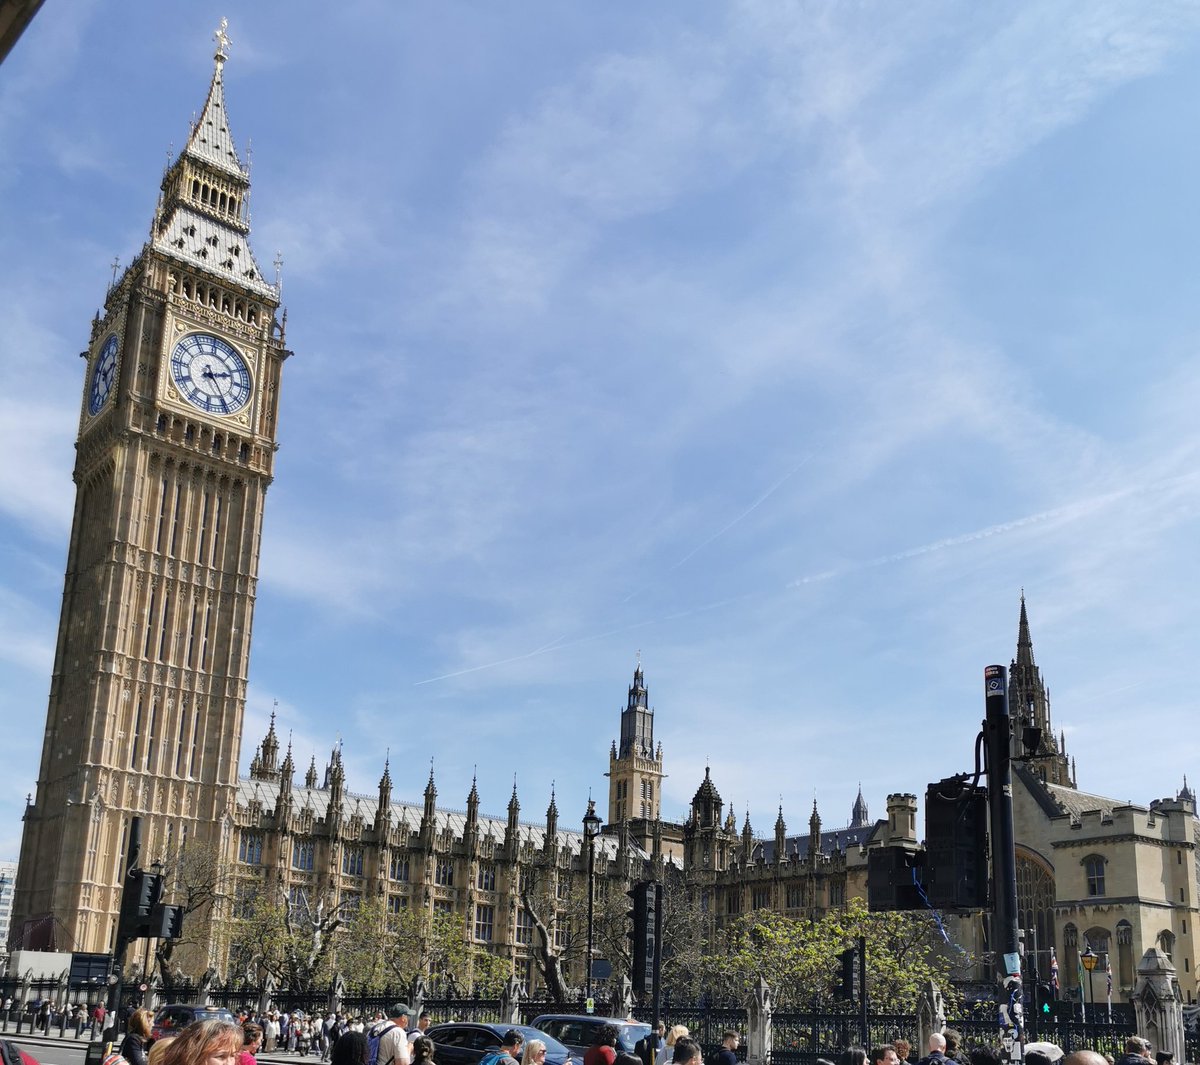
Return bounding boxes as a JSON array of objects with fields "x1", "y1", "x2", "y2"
[
  {"x1": 1008, "y1": 594, "x2": 1072, "y2": 788},
  {"x1": 10, "y1": 21, "x2": 291, "y2": 953}
]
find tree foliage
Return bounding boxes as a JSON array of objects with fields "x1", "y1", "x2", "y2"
[
  {"x1": 154, "y1": 840, "x2": 235, "y2": 985},
  {"x1": 694, "y1": 897, "x2": 968, "y2": 1012},
  {"x1": 335, "y1": 900, "x2": 509, "y2": 996}
]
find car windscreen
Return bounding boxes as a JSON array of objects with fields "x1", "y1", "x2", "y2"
[{"x1": 617, "y1": 1027, "x2": 651, "y2": 1053}]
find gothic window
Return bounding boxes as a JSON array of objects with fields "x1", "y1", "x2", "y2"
[
  {"x1": 174, "y1": 703, "x2": 189, "y2": 775},
  {"x1": 752, "y1": 887, "x2": 771, "y2": 910},
  {"x1": 144, "y1": 699, "x2": 160, "y2": 772},
  {"x1": 1016, "y1": 849, "x2": 1057, "y2": 965},
  {"x1": 387, "y1": 894, "x2": 407, "y2": 914},
  {"x1": 519, "y1": 868, "x2": 532, "y2": 895},
  {"x1": 435, "y1": 859, "x2": 454, "y2": 886},
  {"x1": 1116, "y1": 920, "x2": 1133, "y2": 988},
  {"x1": 433, "y1": 899, "x2": 453, "y2": 916},
  {"x1": 477, "y1": 864, "x2": 496, "y2": 891},
  {"x1": 130, "y1": 695, "x2": 144, "y2": 768},
  {"x1": 829, "y1": 881, "x2": 845, "y2": 906},
  {"x1": 1158, "y1": 929, "x2": 1176, "y2": 960},
  {"x1": 556, "y1": 876, "x2": 570, "y2": 900},
  {"x1": 516, "y1": 910, "x2": 534, "y2": 945},
  {"x1": 292, "y1": 839, "x2": 315, "y2": 871},
  {"x1": 188, "y1": 710, "x2": 201, "y2": 777},
  {"x1": 342, "y1": 846, "x2": 364, "y2": 877},
  {"x1": 389, "y1": 853, "x2": 409, "y2": 881},
  {"x1": 786, "y1": 884, "x2": 806, "y2": 909},
  {"x1": 238, "y1": 831, "x2": 263, "y2": 865},
  {"x1": 288, "y1": 885, "x2": 307, "y2": 910},
  {"x1": 342, "y1": 892, "x2": 361, "y2": 911},
  {"x1": 1084, "y1": 855, "x2": 1107, "y2": 896},
  {"x1": 474, "y1": 904, "x2": 495, "y2": 942},
  {"x1": 234, "y1": 880, "x2": 258, "y2": 918}
]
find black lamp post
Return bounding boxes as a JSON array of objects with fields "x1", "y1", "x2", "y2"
[
  {"x1": 1081, "y1": 945, "x2": 1097, "y2": 1021},
  {"x1": 583, "y1": 799, "x2": 602, "y2": 1006}
]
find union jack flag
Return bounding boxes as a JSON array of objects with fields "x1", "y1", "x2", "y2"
[{"x1": 1050, "y1": 950, "x2": 1060, "y2": 994}]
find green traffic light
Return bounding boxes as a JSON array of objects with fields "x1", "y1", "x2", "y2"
[{"x1": 1042, "y1": 1003, "x2": 1051, "y2": 1013}]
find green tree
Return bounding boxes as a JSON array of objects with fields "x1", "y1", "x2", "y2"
[
  {"x1": 229, "y1": 883, "x2": 346, "y2": 991},
  {"x1": 696, "y1": 898, "x2": 967, "y2": 1011}
]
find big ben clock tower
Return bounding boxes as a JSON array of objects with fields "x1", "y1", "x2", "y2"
[{"x1": 11, "y1": 22, "x2": 291, "y2": 955}]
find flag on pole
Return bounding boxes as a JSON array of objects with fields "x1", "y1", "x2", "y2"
[
  {"x1": 1078, "y1": 952, "x2": 1087, "y2": 1022},
  {"x1": 1107, "y1": 965, "x2": 1114, "y2": 1022},
  {"x1": 1051, "y1": 950, "x2": 1060, "y2": 995}
]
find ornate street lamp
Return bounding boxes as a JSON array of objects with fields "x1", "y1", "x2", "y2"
[
  {"x1": 583, "y1": 799, "x2": 602, "y2": 1007},
  {"x1": 1081, "y1": 945, "x2": 1097, "y2": 1021}
]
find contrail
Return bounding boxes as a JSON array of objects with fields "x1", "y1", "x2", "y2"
[
  {"x1": 414, "y1": 473, "x2": 1195, "y2": 686},
  {"x1": 673, "y1": 453, "x2": 813, "y2": 569}
]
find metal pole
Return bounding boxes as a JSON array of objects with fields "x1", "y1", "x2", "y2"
[
  {"x1": 984, "y1": 666, "x2": 1023, "y2": 1064},
  {"x1": 857, "y1": 934, "x2": 868, "y2": 1049},
  {"x1": 585, "y1": 831, "x2": 595, "y2": 1006},
  {"x1": 103, "y1": 815, "x2": 142, "y2": 1044},
  {"x1": 651, "y1": 881, "x2": 662, "y2": 1060}
]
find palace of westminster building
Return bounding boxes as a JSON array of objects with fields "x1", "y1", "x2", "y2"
[{"x1": 9, "y1": 26, "x2": 1199, "y2": 1006}]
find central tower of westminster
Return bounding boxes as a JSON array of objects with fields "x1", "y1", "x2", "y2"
[{"x1": 11, "y1": 23, "x2": 291, "y2": 954}]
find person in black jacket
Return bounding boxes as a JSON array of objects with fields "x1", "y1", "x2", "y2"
[{"x1": 120, "y1": 1009, "x2": 155, "y2": 1065}]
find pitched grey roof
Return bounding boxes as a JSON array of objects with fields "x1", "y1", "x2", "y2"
[
  {"x1": 186, "y1": 56, "x2": 246, "y2": 179},
  {"x1": 153, "y1": 205, "x2": 276, "y2": 298}
]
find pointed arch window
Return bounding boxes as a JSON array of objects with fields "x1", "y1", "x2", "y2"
[{"x1": 1084, "y1": 854, "x2": 1107, "y2": 896}]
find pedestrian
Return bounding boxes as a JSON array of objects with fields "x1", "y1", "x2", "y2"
[
  {"x1": 410, "y1": 1038, "x2": 436, "y2": 1065},
  {"x1": 370, "y1": 1003, "x2": 411, "y2": 1065},
  {"x1": 715, "y1": 1032, "x2": 739, "y2": 1065},
  {"x1": 672, "y1": 1041, "x2": 701, "y2": 1065},
  {"x1": 159, "y1": 1019, "x2": 243, "y2": 1065},
  {"x1": 918, "y1": 1036, "x2": 948, "y2": 1065},
  {"x1": 479, "y1": 1031, "x2": 524, "y2": 1065},
  {"x1": 1117, "y1": 1038, "x2": 1153, "y2": 1065},
  {"x1": 635, "y1": 1024, "x2": 665, "y2": 1065},
  {"x1": 242, "y1": 1025, "x2": 265, "y2": 1065},
  {"x1": 584, "y1": 1026, "x2": 619, "y2": 1065},
  {"x1": 840, "y1": 1050, "x2": 867, "y2": 1065},
  {"x1": 943, "y1": 1034, "x2": 964, "y2": 1065},
  {"x1": 331, "y1": 1032, "x2": 369, "y2": 1065},
  {"x1": 121, "y1": 1009, "x2": 155, "y2": 1065},
  {"x1": 266, "y1": 1014, "x2": 281, "y2": 1053},
  {"x1": 871, "y1": 1049, "x2": 899, "y2": 1065},
  {"x1": 665, "y1": 1029, "x2": 689, "y2": 1052},
  {"x1": 150, "y1": 1037, "x2": 179, "y2": 1065},
  {"x1": 894, "y1": 1043, "x2": 911, "y2": 1064},
  {"x1": 522, "y1": 1042, "x2": 547, "y2": 1065}
]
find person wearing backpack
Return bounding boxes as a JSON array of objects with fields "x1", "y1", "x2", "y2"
[
  {"x1": 479, "y1": 1031, "x2": 524, "y2": 1065},
  {"x1": 368, "y1": 1003, "x2": 411, "y2": 1065}
]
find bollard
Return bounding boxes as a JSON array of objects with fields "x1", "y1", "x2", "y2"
[
  {"x1": 15, "y1": 1012, "x2": 23, "y2": 1034},
  {"x1": 61, "y1": 1010, "x2": 69, "y2": 1037}
]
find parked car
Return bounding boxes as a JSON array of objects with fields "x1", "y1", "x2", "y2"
[
  {"x1": 151, "y1": 1004, "x2": 237, "y2": 1041},
  {"x1": 425, "y1": 1022, "x2": 574, "y2": 1065},
  {"x1": 528, "y1": 1016, "x2": 651, "y2": 1060}
]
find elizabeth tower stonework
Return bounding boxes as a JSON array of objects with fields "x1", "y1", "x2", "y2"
[{"x1": 11, "y1": 24, "x2": 289, "y2": 954}]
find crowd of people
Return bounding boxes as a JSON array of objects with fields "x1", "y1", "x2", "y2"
[
  {"x1": 825, "y1": 1031, "x2": 1176, "y2": 1065},
  {"x1": 89, "y1": 1006, "x2": 1175, "y2": 1065}
]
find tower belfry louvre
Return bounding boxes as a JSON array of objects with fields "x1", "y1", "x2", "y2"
[{"x1": 11, "y1": 22, "x2": 291, "y2": 953}]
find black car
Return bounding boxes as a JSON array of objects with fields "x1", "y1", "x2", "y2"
[
  {"x1": 151, "y1": 1004, "x2": 237, "y2": 1041},
  {"x1": 529, "y1": 1017, "x2": 651, "y2": 1060},
  {"x1": 425, "y1": 1023, "x2": 573, "y2": 1065}
]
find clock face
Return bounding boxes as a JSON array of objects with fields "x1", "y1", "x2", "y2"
[
  {"x1": 170, "y1": 333, "x2": 252, "y2": 415},
  {"x1": 88, "y1": 334, "x2": 119, "y2": 415}
]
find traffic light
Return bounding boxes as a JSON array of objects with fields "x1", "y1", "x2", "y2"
[
  {"x1": 923, "y1": 776, "x2": 989, "y2": 911},
  {"x1": 627, "y1": 880, "x2": 661, "y2": 1000},
  {"x1": 154, "y1": 904, "x2": 184, "y2": 941},
  {"x1": 118, "y1": 869, "x2": 164, "y2": 938},
  {"x1": 836, "y1": 946, "x2": 858, "y2": 1003},
  {"x1": 867, "y1": 846, "x2": 926, "y2": 911}
]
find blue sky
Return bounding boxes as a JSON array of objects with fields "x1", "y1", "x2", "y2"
[{"x1": 1, "y1": 2, "x2": 1199, "y2": 861}]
